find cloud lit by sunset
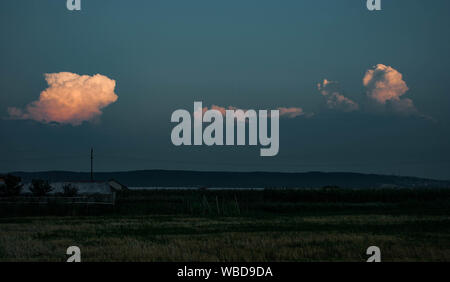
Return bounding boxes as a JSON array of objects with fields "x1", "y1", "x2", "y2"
[
  {"x1": 363, "y1": 64, "x2": 409, "y2": 104},
  {"x1": 317, "y1": 79, "x2": 359, "y2": 112},
  {"x1": 8, "y1": 72, "x2": 118, "y2": 126},
  {"x1": 201, "y1": 105, "x2": 306, "y2": 120}
]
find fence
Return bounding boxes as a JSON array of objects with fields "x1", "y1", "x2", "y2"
[
  {"x1": 0, "y1": 194, "x2": 116, "y2": 216},
  {"x1": 0, "y1": 194, "x2": 115, "y2": 205}
]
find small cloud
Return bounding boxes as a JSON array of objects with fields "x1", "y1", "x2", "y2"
[
  {"x1": 317, "y1": 79, "x2": 359, "y2": 112},
  {"x1": 277, "y1": 107, "x2": 306, "y2": 118},
  {"x1": 201, "y1": 105, "x2": 309, "y2": 120},
  {"x1": 8, "y1": 72, "x2": 118, "y2": 126}
]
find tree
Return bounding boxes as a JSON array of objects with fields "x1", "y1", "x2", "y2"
[
  {"x1": 62, "y1": 184, "x2": 78, "y2": 197},
  {"x1": 30, "y1": 179, "x2": 53, "y2": 196},
  {"x1": 0, "y1": 174, "x2": 23, "y2": 197}
]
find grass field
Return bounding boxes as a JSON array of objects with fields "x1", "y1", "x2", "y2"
[{"x1": 0, "y1": 189, "x2": 449, "y2": 262}]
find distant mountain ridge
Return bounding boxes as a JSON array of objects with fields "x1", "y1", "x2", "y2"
[{"x1": 8, "y1": 170, "x2": 450, "y2": 189}]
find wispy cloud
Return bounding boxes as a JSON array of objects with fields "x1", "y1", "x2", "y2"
[
  {"x1": 317, "y1": 79, "x2": 359, "y2": 112},
  {"x1": 201, "y1": 105, "x2": 309, "y2": 120}
]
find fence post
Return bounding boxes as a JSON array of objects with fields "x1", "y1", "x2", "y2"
[{"x1": 216, "y1": 196, "x2": 220, "y2": 215}]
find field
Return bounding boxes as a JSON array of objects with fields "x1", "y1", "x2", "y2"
[{"x1": 0, "y1": 188, "x2": 449, "y2": 262}]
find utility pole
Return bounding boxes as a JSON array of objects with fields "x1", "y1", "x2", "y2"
[{"x1": 90, "y1": 147, "x2": 94, "y2": 182}]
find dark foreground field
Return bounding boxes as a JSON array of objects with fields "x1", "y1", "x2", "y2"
[{"x1": 0, "y1": 189, "x2": 449, "y2": 262}]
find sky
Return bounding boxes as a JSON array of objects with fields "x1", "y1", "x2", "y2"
[{"x1": 1, "y1": 0, "x2": 450, "y2": 179}]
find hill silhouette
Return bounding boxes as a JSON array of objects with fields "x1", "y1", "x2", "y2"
[{"x1": 8, "y1": 170, "x2": 450, "y2": 189}]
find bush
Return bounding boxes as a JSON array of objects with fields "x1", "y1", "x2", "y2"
[
  {"x1": 62, "y1": 184, "x2": 78, "y2": 197},
  {"x1": 0, "y1": 174, "x2": 23, "y2": 197},
  {"x1": 30, "y1": 179, "x2": 53, "y2": 196}
]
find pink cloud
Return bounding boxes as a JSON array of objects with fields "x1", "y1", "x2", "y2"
[
  {"x1": 362, "y1": 64, "x2": 428, "y2": 118},
  {"x1": 8, "y1": 72, "x2": 118, "y2": 126},
  {"x1": 201, "y1": 105, "x2": 308, "y2": 119},
  {"x1": 277, "y1": 107, "x2": 306, "y2": 118},
  {"x1": 363, "y1": 64, "x2": 409, "y2": 104}
]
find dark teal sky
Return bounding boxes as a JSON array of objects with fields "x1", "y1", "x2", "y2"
[{"x1": 1, "y1": 0, "x2": 450, "y2": 179}]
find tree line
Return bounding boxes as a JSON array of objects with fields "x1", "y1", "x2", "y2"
[{"x1": 0, "y1": 174, "x2": 78, "y2": 197}]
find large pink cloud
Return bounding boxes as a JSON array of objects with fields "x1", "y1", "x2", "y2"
[
  {"x1": 8, "y1": 72, "x2": 118, "y2": 126},
  {"x1": 363, "y1": 64, "x2": 409, "y2": 104},
  {"x1": 363, "y1": 64, "x2": 423, "y2": 116}
]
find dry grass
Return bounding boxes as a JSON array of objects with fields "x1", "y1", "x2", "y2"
[{"x1": 0, "y1": 214, "x2": 449, "y2": 262}]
